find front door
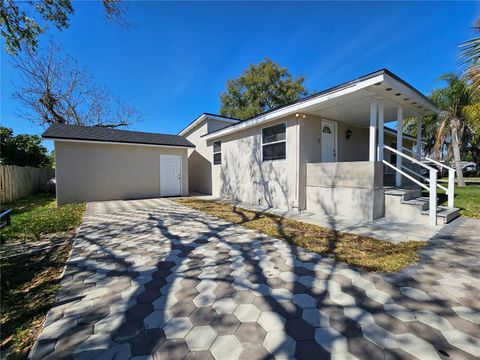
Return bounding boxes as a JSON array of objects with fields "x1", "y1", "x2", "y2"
[
  {"x1": 321, "y1": 120, "x2": 337, "y2": 162},
  {"x1": 160, "y1": 155, "x2": 182, "y2": 197}
]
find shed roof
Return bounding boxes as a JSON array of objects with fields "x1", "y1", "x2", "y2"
[{"x1": 43, "y1": 123, "x2": 194, "y2": 148}]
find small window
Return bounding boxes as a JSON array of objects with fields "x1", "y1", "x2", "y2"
[
  {"x1": 262, "y1": 123, "x2": 286, "y2": 161},
  {"x1": 213, "y1": 141, "x2": 221, "y2": 165}
]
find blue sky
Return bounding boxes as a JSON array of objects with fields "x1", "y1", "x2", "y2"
[{"x1": 1, "y1": 1, "x2": 478, "y2": 151}]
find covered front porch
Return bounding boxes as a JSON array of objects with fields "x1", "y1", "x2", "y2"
[{"x1": 295, "y1": 71, "x2": 455, "y2": 225}]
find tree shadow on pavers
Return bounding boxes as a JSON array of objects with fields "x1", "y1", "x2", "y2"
[
  {"x1": 179, "y1": 202, "x2": 480, "y2": 360},
  {"x1": 29, "y1": 201, "x2": 201, "y2": 359},
  {"x1": 30, "y1": 199, "x2": 480, "y2": 360},
  {"x1": 189, "y1": 212, "x2": 341, "y2": 359}
]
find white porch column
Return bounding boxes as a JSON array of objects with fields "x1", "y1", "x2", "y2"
[
  {"x1": 416, "y1": 117, "x2": 422, "y2": 160},
  {"x1": 396, "y1": 106, "x2": 403, "y2": 186},
  {"x1": 377, "y1": 101, "x2": 384, "y2": 162},
  {"x1": 369, "y1": 97, "x2": 377, "y2": 162}
]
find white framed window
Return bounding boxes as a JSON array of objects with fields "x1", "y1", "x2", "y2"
[
  {"x1": 262, "y1": 123, "x2": 286, "y2": 161},
  {"x1": 213, "y1": 141, "x2": 221, "y2": 165}
]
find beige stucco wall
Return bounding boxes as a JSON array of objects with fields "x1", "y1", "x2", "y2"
[
  {"x1": 210, "y1": 118, "x2": 299, "y2": 210},
  {"x1": 54, "y1": 141, "x2": 188, "y2": 205},
  {"x1": 305, "y1": 162, "x2": 384, "y2": 220},
  {"x1": 185, "y1": 119, "x2": 233, "y2": 195},
  {"x1": 204, "y1": 114, "x2": 418, "y2": 217}
]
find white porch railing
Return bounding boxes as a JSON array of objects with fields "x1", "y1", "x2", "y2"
[
  {"x1": 383, "y1": 145, "x2": 456, "y2": 226},
  {"x1": 401, "y1": 147, "x2": 456, "y2": 208}
]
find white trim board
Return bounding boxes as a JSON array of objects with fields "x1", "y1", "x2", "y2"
[{"x1": 178, "y1": 113, "x2": 240, "y2": 137}]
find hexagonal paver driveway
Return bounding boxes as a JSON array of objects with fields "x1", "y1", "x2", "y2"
[{"x1": 29, "y1": 199, "x2": 480, "y2": 360}]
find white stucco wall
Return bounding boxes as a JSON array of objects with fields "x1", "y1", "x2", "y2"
[
  {"x1": 210, "y1": 118, "x2": 299, "y2": 210},
  {"x1": 203, "y1": 114, "x2": 418, "y2": 217},
  {"x1": 185, "y1": 119, "x2": 234, "y2": 195},
  {"x1": 54, "y1": 141, "x2": 189, "y2": 205}
]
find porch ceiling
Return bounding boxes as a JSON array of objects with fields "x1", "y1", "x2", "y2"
[{"x1": 301, "y1": 79, "x2": 435, "y2": 128}]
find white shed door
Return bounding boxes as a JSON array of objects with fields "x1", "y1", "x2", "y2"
[
  {"x1": 321, "y1": 120, "x2": 337, "y2": 162},
  {"x1": 160, "y1": 155, "x2": 182, "y2": 197}
]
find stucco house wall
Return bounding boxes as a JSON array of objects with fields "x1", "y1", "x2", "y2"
[
  {"x1": 207, "y1": 115, "x2": 420, "y2": 214},
  {"x1": 54, "y1": 141, "x2": 188, "y2": 205},
  {"x1": 185, "y1": 119, "x2": 233, "y2": 195},
  {"x1": 210, "y1": 117, "x2": 299, "y2": 210}
]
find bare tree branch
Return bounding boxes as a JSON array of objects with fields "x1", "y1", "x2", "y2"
[{"x1": 11, "y1": 39, "x2": 142, "y2": 128}]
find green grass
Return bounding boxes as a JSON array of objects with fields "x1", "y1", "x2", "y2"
[
  {"x1": 441, "y1": 184, "x2": 480, "y2": 218},
  {"x1": 0, "y1": 194, "x2": 85, "y2": 359},
  {"x1": 174, "y1": 198, "x2": 426, "y2": 273},
  {"x1": 1, "y1": 194, "x2": 86, "y2": 243},
  {"x1": 0, "y1": 244, "x2": 71, "y2": 359},
  {"x1": 439, "y1": 177, "x2": 480, "y2": 183}
]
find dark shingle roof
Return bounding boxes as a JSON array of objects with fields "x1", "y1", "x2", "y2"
[{"x1": 42, "y1": 123, "x2": 194, "y2": 148}]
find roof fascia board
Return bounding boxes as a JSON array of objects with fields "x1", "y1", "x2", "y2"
[
  {"x1": 46, "y1": 138, "x2": 195, "y2": 149},
  {"x1": 203, "y1": 74, "x2": 385, "y2": 141},
  {"x1": 179, "y1": 114, "x2": 240, "y2": 137}
]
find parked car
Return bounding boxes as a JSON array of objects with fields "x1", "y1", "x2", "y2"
[
  {"x1": 419, "y1": 161, "x2": 443, "y2": 179},
  {"x1": 462, "y1": 162, "x2": 477, "y2": 177}
]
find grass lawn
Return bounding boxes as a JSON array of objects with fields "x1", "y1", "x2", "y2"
[
  {"x1": 174, "y1": 198, "x2": 426, "y2": 273},
  {"x1": 439, "y1": 184, "x2": 480, "y2": 218},
  {"x1": 0, "y1": 194, "x2": 85, "y2": 359},
  {"x1": 1, "y1": 194, "x2": 85, "y2": 243}
]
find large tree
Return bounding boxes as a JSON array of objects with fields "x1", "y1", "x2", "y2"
[
  {"x1": 220, "y1": 58, "x2": 307, "y2": 120},
  {"x1": 0, "y1": 0, "x2": 128, "y2": 55},
  {"x1": 460, "y1": 17, "x2": 480, "y2": 90},
  {"x1": 12, "y1": 40, "x2": 141, "y2": 128},
  {"x1": 428, "y1": 74, "x2": 477, "y2": 186},
  {"x1": 0, "y1": 126, "x2": 52, "y2": 167}
]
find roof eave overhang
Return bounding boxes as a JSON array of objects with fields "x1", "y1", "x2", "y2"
[
  {"x1": 44, "y1": 137, "x2": 195, "y2": 149},
  {"x1": 178, "y1": 113, "x2": 240, "y2": 137},
  {"x1": 203, "y1": 71, "x2": 439, "y2": 141},
  {"x1": 380, "y1": 72, "x2": 440, "y2": 115},
  {"x1": 202, "y1": 73, "x2": 385, "y2": 141}
]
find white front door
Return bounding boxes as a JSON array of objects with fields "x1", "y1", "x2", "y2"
[
  {"x1": 321, "y1": 120, "x2": 337, "y2": 162},
  {"x1": 160, "y1": 155, "x2": 182, "y2": 197}
]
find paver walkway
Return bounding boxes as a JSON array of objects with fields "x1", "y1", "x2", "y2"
[{"x1": 30, "y1": 199, "x2": 480, "y2": 360}]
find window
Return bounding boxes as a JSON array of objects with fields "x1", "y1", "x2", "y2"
[
  {"x1": 213, "y1": 141, "x2": 221, "y2": 165},
  {"x1": 262, "y1": 123, "x2": 286, "y2": 161}
]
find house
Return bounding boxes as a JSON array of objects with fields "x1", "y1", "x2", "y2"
[
  {"x1": 43, "y1": 69, "x2": 459, "y2": 225},
  {"x1": 181, "y1": 69, "x2": 458, "y2": 226},
  {"x1": 43, "y1": 124, "x2": 193, "y2": 204}
]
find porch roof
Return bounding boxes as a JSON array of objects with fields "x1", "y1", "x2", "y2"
[{"x1": 203, "y1": 69, "x2": 439, "y2": 141}]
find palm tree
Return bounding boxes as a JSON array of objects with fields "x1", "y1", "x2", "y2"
[
  {"x1": 460, "y1": 17, "x2": 480, "y2": 90},
  {"x1": 429, "y1": 74, "x2": 476, "y2": 187}
]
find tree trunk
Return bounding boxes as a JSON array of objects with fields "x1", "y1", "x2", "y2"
[{"x1": 451, "y1": 120, "x2": 466, "y2": 187}]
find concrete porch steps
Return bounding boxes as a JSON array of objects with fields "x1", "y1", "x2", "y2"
[
  {"x1": 384, "y1": 188, "x2": 460, "y2": 225},
  {"x1": 421, "y1": 206, "x2": 461, "y2": 224}
]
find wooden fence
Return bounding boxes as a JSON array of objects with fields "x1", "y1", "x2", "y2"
[{"x1": 0, "y1": 165, "x2": 55, "y2": 203}]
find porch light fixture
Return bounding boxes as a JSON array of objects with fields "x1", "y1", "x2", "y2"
[
  {"x1": 346, "y1": 129, "x2": 352, "y2": 140},
  {"x1": 295, "y1": 113, "x2": 306, "y2": 119}
]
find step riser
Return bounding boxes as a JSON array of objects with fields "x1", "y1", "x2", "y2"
[
  {"x1": 385, "y1": 195, "x2": 430, "y2": 225},
  {"x1": 402, "y1": 200, "x2": 429, "y2": 212},
  {"x1": 385, "y1": 192, "x2": 460, "y2": 225}
]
